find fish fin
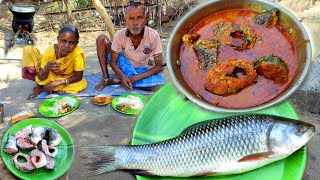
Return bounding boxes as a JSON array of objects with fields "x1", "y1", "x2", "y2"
[
  {"x1": 180, "y1": 120, "x2": 213, "y2": 135},
  {"x1": 238, "y1": 152, "x2": 274, "y2": 162},
  {"x1": 78, "y1": 146, "x2": 118, "y2": 176},
  {"x1": 132, "y1": 170, "x2": 157, "y2": 176}
]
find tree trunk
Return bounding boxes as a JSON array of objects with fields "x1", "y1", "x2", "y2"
[
  {"x1": 92, "y1": 0, "x2": 115, "y2": 40},
  {"x1": 156, "y1": 0, "x2": 162, "y2": 34},
  {"x1": 64, "y1": 0, "x2": 72, "y2": 24}
]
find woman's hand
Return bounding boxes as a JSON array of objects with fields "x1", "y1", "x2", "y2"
[
  {"x1": 121, "y1": 75, "x2": 132, "y2": 90},
  {"x1": 43, "y1": 80, "x2": 63, "y2": 93},
  {"x1": 45, "y1": 61, "x2": 61, "y2": 72},
  {"x1": 38, "y1": 61, "x2": 61, "y2": 80}
]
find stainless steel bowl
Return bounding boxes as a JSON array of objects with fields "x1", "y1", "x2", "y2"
[{"x1": 166, "y1": 0, "x2": 311, "y2": 113}]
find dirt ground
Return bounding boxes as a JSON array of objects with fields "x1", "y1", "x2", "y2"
[{"x1": 0, "y1": 0, "x2": 320, "y2": 180}]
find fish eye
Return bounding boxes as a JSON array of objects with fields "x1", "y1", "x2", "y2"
[{"x1": 295, "y1": 126, "x2": 305, "y2": 135}]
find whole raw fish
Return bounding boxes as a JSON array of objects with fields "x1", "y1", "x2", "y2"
[{"x1": 81, "y1": 114, "x2": 315, "y2": 177}]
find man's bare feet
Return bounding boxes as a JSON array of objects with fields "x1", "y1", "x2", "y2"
[
  {"x1": 95, "y1": 77, "x2": 121, "y2": 91},
  {"x1": 28, "y1": 85, "x2": 43, "y2": 100},
  {"x1": 57, "y1": 90, "x2": 66, "y2": 94}
]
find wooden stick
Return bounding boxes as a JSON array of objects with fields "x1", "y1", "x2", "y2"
[
  {"x1": 7, "y1": 28, "x2": 22, "y2": 50},
  {"x1": 92, "y1": 0, "x2": 115, "y2": 40}
]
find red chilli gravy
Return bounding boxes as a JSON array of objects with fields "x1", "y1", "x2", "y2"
[{"x1": 179, "y1": 9, "x2": 298, "y2": 109}]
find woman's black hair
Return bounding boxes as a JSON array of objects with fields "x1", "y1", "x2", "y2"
[{"x1": 58, "y1": 24, "x2": 80, "y2": 40}]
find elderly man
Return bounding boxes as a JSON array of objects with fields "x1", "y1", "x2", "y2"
[{"x1": 95, "y1": 1, "x2": 165, "y2": 92}]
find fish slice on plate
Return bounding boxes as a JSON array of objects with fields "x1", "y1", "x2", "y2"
[
  {"x1": 3, "y1": 134, "x2": 18, "y2": 154},
  {"x1": 12, "y1": 153, "x2": 36, "y2": 173},
  {"x1": 2, "y1": 124, "x2": 63, "y2": 173},
  {"x1": 1, "y1": 118, "x2": 74, "y2": 180}
]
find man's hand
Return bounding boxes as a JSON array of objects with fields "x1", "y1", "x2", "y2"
[
  {"x1": 43, "y1": 80, "x2": 63, "y2": 93},
  {"x1": 45, "y1": 61, "x2": 61, "y2": 72},
  {"x1": 121, "y1": 75, "x2": 133, "y2": 90}
]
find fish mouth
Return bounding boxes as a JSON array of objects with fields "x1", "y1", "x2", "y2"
[
  {"x1": 287, "y1": 119, "x2": 316, "y2": 133},
  {"x1": 302, "y1": 128, "x2": 316, "y2": 145},
  {"x1": 303, "y1": 122, "x2": 316, "y2": 134},
  {"x1": 309, "y1": 125, "x2": 316, "y2": 133},
  {"x1": 307, "y1": 128, "x2": 315, "y2": 138}
]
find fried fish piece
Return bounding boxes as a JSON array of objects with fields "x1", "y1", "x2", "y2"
[
  {"x1": 182, "y1": 33, "x2": 201, "y2": 46},
  {"x1": 214, "y1": 22, "x2": 257, "y2": 51},
  {"x1": 254, "y1": 8, "x2": 279, "y2": 28},
  {"x1": 193, "y1": 39, "x2": 220, "y2": 70},
  {"x1": 205, "y1": 59, "x2": 258, "y2": 96},
  {"x1": 254, "y1": 55, "x2": 289, "y2": 83}
]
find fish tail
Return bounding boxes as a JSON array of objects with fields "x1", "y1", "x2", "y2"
[{"x1": 79, "y1": 146, "x2": 118, "y2": 176}]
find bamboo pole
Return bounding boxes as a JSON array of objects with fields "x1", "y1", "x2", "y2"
[
  {"x1": 92, "y1": 0, "x2": 115, "y2": 40},
  {"x1": 157, "y1": 0, "x2": 162, "y2": 34}
]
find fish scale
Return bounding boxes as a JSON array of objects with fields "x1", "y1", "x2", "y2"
[
  {"x1": 114, "y1": 115, "x2": 272, "y2": 176},
  {"x1": 83, "y1": 114, "x2": 315, "y2": 177}
]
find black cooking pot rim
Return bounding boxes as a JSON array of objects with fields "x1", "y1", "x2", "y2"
[{"x1": 9, "y1": 3, "x2": 38, "y2": 13}]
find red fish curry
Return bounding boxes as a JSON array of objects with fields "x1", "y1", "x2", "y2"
[{"x1": 179, "y1": 9, "x2": 298, "y2": 109}]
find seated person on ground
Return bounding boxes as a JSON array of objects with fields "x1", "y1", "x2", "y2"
[
  {"x1": 22, "y1": 24, "x2": 87, "y2": 99},
  {"x1": 95, "y1": 1, "x2": 165, "y2": 92}
]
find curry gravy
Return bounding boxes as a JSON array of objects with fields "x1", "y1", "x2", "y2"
[{"x1": 179, "y1": 9, "x2": 298, "y2": 109}]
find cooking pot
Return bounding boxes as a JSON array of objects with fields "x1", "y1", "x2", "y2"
[
  {"x1": 166, "y1": 0, "x2": 311, "y2": 113},
  {"x1": 8, "y1": 3, "x2": 39, "y2": 33},
  {"x1": 8, "y1": 3, "x2": 39, "y2": 19}
]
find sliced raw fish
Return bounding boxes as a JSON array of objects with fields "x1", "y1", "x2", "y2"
[
  {"x1": 38, "y1": 139, "x2": 58, "y2": 157},
  {"x1": 13, "y1": 153, "x2": 36, "y2": 173},
  {"x1": 16, "y1": 137, "x2": 34, "y2": 150},
  {"x1": 45, "y1": 128, "x2": 62, "y2": 147},
  {"x1": 4, "y1": 133, "x2": 18, "y2": 154},
  {"x1": 15, "y1": 125, "x2": 33, "y2": 138},
  {"x1": 30, "y1": 149, "x2": 47, "y2": 168},
  {"x1": 44, "y1": 155, "x2": 55, "y2": 170},
  {"x1": 30, "y1": 126, "x2": 47, "y2": 144}
]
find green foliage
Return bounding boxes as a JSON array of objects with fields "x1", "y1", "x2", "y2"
[
  {"x1": 47, "y1": 2, "x2": 62, "y2": 12},
  {"x1": 76, "y1": 0, "x2": 93, "y2": 9}
]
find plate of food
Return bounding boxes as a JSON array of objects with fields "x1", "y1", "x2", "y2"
[
  {"x1": 1, "y1": 118, "x2": 74, "y2": 180},
  {"x1": 111, "y1": 94, "x2": 147, "y2": 115},
  {"x1": 132, "y1": 83, "x2": 307, "y2": 180},
  {"x1": 92, "y1": 95, "x2": 113, "y2": 106},
  {"x1": 38, "y1": 95, "x2": 79, "y2": 117}
]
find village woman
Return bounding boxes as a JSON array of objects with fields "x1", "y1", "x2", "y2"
[{"x1": 22, "y1": 24, "x2": 87, "y2": 99}]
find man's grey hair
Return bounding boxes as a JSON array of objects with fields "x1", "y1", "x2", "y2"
[{"x1": 124, "y1": 1, "x2": 148, "y2": 16}]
